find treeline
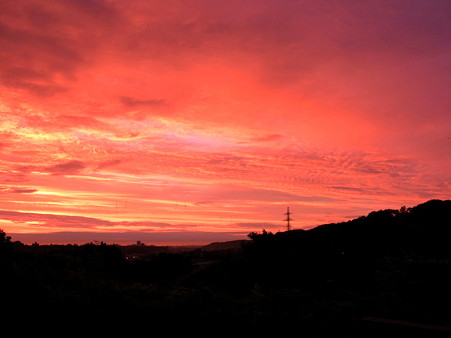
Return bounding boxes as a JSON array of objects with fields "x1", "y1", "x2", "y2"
[
  {"x1": 244, "y1": 199, "x2": 451, "y2": 288},
  {"x1": 1, "y1": 199, "x2": 451, "y2": 335}
]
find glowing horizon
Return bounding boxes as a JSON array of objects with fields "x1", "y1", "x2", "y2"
[{"x1": 1, "y1": 0, "x2": 450, "y2": 245}]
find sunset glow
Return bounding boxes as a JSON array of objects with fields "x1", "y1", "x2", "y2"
[{"x1": 1, "y1": 0, "x2": 450, "y2": 245}]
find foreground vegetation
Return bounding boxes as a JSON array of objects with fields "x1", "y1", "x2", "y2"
[{"x1": 1, "y1": 200, "x2": 451, "y2": 335}]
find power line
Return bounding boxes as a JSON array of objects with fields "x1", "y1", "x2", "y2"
[{"x1": 283, "y1": 206, "x2": 293, "y2": 231}]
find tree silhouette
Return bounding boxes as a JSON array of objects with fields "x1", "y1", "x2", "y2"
[
  {"x1": 0, "y1": 229, "x2": 13, "y2": 257},
  {"x1": 0, "y1": 229, "x2": 11, "y2": 244}
]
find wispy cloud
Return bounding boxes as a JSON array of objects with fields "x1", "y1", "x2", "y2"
[
  {"x1": 44, "y1": 160, "x2": 86, "y2": 175},
  {"x1": 0, "y1": 0, "x2": 450, "y2": 243},
  {"x1": 0, "y1": 209, "x2": 114, "y2": 228},
  {"x1": 0, "y1": 186, "x2": 38, "y2": 194}
]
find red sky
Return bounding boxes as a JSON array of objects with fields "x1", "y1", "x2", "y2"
[{"x1": 1, "y1": 0, "x2": 450, "y2": 245}]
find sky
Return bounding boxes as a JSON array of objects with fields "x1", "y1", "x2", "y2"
[{"x1": 1, "y1": 0, "x2": 450, "y2": 245}]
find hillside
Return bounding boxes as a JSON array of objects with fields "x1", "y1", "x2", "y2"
[
  {"x1": 200, "y1": 239, "x2": 248, "y2": 252},
  {"x1": 1, "y1": 199, "x2": 451, "y2": 335},
  {"x1": 250, "y1": 199, "x2": 451, "y2": 259}
]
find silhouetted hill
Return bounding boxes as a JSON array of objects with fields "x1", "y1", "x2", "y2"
[
  {"x1": 200, "y1": 239, "x2": 248, "y2": 252},
  {"x1": 251, "y1": 199, "x2": 451, "y2": 260},
  {"x1": 2, "y1": 199, "x2": 451, "y2": 335}
]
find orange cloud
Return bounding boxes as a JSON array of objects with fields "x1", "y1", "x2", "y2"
[{"x1": 0, "y1": 0, "x2": 450, "y2": 244}]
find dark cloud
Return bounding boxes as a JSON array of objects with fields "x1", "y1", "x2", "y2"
[
  {"x1": 0, "y1": 66, "x2": 68, "y2": 96},
  {"x1": 0, "y1": 171, "x2": 29, "y2": 184},
  {"x1": 0, "y1": 210, "x2": 114, "y2": 228},
  {"x1": 44, "y1": 160, "x2": 86, "y2": 175},
  {"x1": 96, "y1": 159, "x2": 122, "y2": 170},
  {"x1": 0, "y1": 0, "x2": 122, "y2": 96},
  {"x1": 56, "y1": 115, "x2": 108, "y2": 128},
  {"x1": 120, "y1": 96, "x2": 166, "y2": 108},
  {"x1": 14, "y1": 165, "x2": 37, "y2": 174},
  {"x1": 234, "y1": 222, "x2": 279, "y2": 229},
  {"x1": 10, "y1": 188, "x2": 38, "y2": 194},
  {"x1": 331, "y1": 186, "x2": 367, "y2": 193},
  {"x1": 206, "y1": 187, "x2": 339, "y2": 203},
  {"x1": 0, "y1": 210, "x2": 242, "y2": 244},
  {"x1": 0, "y1": 186, "x2": 38, "y2": 194},
  {"x1": 0, "y1": 209, "x2": 179, "y2": 230},
  {"x1": 0, "y1": 22, "x2": 83, "y2": 94},
  {"x1": 64, "y1": 0, "x2": 120, "y2": 22},
  {"x1": 2, "y1": 0, "x2": 450, "y2": 101},
  {"x1": 206, "y1": 155, "x2": 247, "y2": 165},
  {"x1": 250, "y1": 134, "x2": 284, "y2": 142}
]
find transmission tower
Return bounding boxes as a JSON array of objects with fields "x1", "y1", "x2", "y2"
[{"x1": 284, "y1": 206, "x2": 293, "y2": 231}]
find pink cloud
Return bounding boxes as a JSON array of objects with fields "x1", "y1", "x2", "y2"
[{"x1": 0, "y1": 0, "x2": 450, "y2": 243}]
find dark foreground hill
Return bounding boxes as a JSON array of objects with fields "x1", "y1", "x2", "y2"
[{"x1": 1, "y1": 199, "x2": 451, "y2": 336}]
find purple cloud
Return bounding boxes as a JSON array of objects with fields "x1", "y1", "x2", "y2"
[
  {"x1": 44, "y1": 160, "x2": 86, "y2": 175},
  {"x1": 0, "y1": 186, "x2": 38, "y2": 194}
]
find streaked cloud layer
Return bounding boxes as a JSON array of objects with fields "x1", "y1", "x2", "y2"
[{"x1": 1, "y1": 0, "x2": 450, "y2": 244}]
